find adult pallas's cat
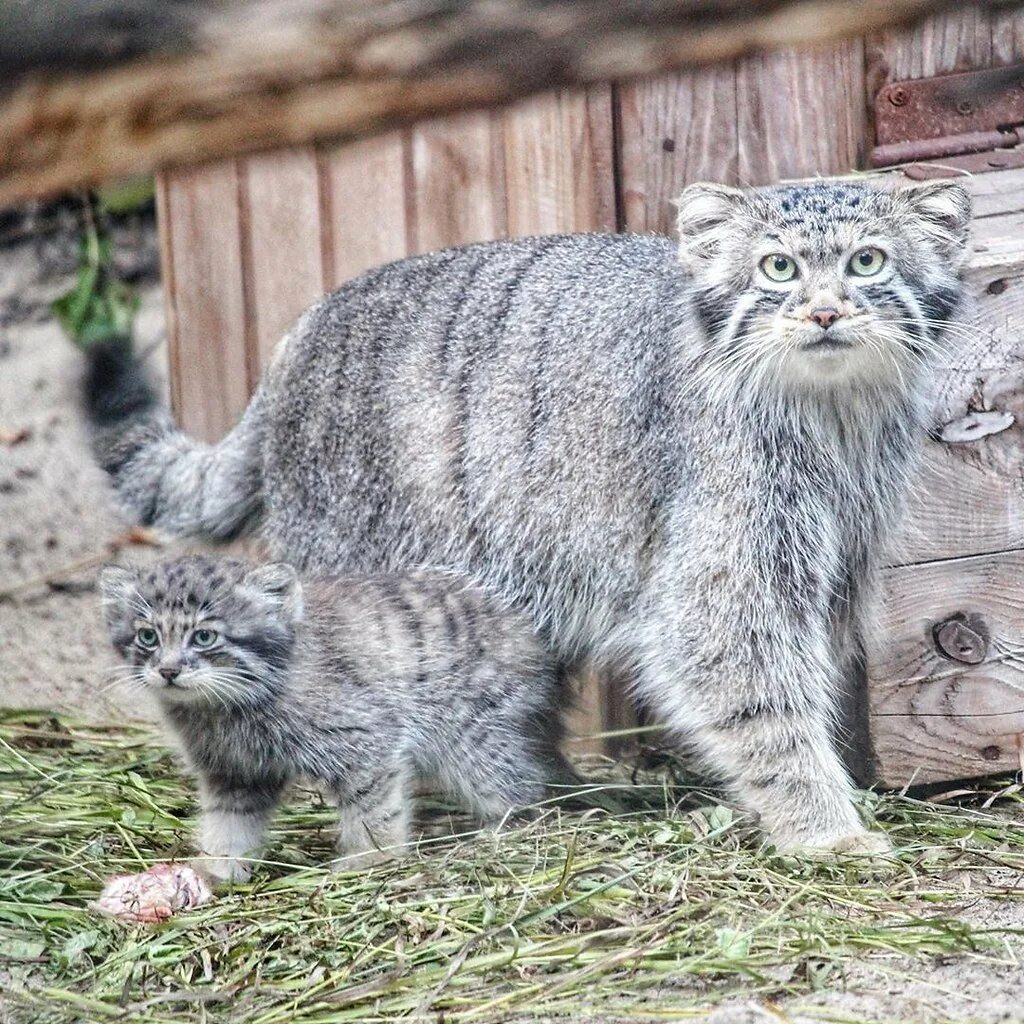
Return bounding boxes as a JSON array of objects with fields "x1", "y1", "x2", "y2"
[{"x1": 85, "y1": 180, "x2": 971, "y2": 856}]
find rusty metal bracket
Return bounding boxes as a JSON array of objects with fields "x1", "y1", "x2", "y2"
[{"x1": 872, "y1": 63, "x2": 1024, "y2": 170}]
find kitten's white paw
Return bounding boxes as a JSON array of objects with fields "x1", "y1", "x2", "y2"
[
  {"x1": 330, "y1": 848, "x2": 397, "y2": 872},
  {"x1": 193, "y1": 855, "x2": 252, "y2": 885}
]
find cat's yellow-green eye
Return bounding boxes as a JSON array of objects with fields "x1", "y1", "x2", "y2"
[
  {"x1": 135, "y1": 626, "x2": 159, "y2": 649},
  {"x1": 848, "y1": 246, "x2": 886, "y2": 277},
  {"x1": 759, "y1": 253, "x2": 798, "y2": 283},
  {"x1": 192, "y1": 628, "x2": 218, "y2": 649}
]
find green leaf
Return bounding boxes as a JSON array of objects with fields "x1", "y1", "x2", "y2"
[
  {"x1": 16, "y1": 879, "x2": 65, "y2": 903},
  {"x1": 715, "y1": 927, "x2": 750, "y2": 960},
  {"x1": 60, "y1": 929, "x2": 100, "y2": 965},
  {"x1": 52, "y1": 262, "x2": 100, "y2": 340},
  {"x1": 53, "y1": 203, "x2": 138, "y2": 349},
  {"x1": 703, "y1": 804, "x2": 735, "y2": 833},
  {"x1": 4, "y1": 936, "x2": 45, "y2": 959}
]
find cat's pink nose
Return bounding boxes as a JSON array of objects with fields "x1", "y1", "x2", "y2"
[
  {"x1": 809, "y1": 308, "x2": 841, "y2": 329},
  {"x1": 159, "y1": 666, "x2": 181, "y2": 683}
]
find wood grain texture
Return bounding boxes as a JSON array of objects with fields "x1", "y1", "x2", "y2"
[
  {"x1": 565, "y1": 664, "x2": 640, "y2": 756},
  {"x1": 616, "y1": 66, "x2": 739, "y2": 235},
  {"x1": 500, "y1": 88, "x2": 617, "y2": 236},
  {"x1": 160, "y1": 160, "x2": 250, "y2": 443},
  {"x1": 991, "y1": 6, "x2": 1024, "y2": 62},
  {"x1": 735, "y1": 41, "x2": 867, "y2": 185},
  {"x1": 870, "y1": 549, "x2": 1024, "y2": 785},
  {"x1": 319, "y1": 131, "x2": 409, "y2": 288},
  {"x1": 0, "y1": 0, "x2": 988, "y2": 205},
  {"x1": 893, "y1": 167, "x2": 1024, "y2": 565},
  {"x1": 409, "y1": 111, "x2": 505, "y2": 252},
  {"x1": 871, "y1": 7, "x2": 996, "y2": 82},
  {"x1": 240, "y1": 147, "x2": 325, "y2": 375},
  {"x1": 616, "y1": 40, "x2": 868, "y2": 235}
]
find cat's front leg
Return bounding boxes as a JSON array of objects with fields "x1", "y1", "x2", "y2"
[
  {"x1": 194, "y1": 773, "x2": 285, "y2": 884},
  {"x1": 699, "y1": 699, "x2": 889, "y2": 857},
  {"x1": 637, "y1": 612, "x2": 889, "y2": 857}
]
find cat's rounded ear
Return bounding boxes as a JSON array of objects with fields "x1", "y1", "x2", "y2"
[
  {"x1": 895, "y1": 180, "x2": 972, "y2": 263},
  {"x1": 243, "y1": 563, "x2": 304, "y2": 623},
  {"x1": 674, "y1": 182, "x2": 744, "y2": 270},
  {"x1": 97, "y1": 564, "x2": 137, "y2": 605}
]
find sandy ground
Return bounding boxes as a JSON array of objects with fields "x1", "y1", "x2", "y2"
[
  {"x1": 1, "y1": 212, "x2": 1023, "y2": 1024},
  {"x1": 0, "y1": 211, "x2": 186, "y2": 719}
]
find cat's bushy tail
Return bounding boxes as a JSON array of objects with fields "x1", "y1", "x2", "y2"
[{"x1": 83, "y1": 340, "x2": 263, "y2": 541}]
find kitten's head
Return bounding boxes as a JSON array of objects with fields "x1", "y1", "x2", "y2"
[
  {"x1": 98, "y1": 555, "x2": 303, "y2": 707},
  {"x1": 676, "y1": 179, "x2": 971, "y2": 392}
]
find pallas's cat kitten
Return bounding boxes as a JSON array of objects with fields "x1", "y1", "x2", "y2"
[{"x1": 100, "y1": 555, "x2": 566, "y2": 882}]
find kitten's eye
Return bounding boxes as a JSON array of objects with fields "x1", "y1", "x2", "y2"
[
  {"x1": 848, "y1": 247, "x2": 886, "y2": 277},
  {"x1": 759, "y1": 254, "x2": 798, "y2": 283},
  {"x1": 135, "y1": 627, "x2": 159, "y2": 649},
  {"x1": 191, "y1": 628, "x2": 218, "y2": 649}
]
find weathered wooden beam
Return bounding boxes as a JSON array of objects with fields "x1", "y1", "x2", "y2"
[{"x1": 0, "y1": 0, "x2": 1012, "y2": 206}]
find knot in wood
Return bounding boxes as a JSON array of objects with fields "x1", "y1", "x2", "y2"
[{"x1": 934, "y1": 616, "x2": 987, "y2": 664}]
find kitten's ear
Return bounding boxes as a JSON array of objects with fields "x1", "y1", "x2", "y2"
[
  {"x1": 97, "y1": 565, "x2": 137, "y2": 605},
  {"x1": 243, "y1": 563, "x2": 304, "y2": 623},
  {"x1": 897, "y1": 181, "x2": 972, "y2": 262},
  {"x1": 674, "y1": 183, "x2": 744, "y2": 270}
]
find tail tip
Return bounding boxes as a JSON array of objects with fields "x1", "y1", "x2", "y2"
[{"x1": 82, "y1": 339, "x2": 156, "y2": 426}]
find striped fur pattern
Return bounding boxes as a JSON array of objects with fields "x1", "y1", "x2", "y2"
[
  {"x1": 99, "y1": 556, "x2": 566, "y2": 881},
  {"x1": 85, "y1": 180, "x2": 970, "y2": 855}
]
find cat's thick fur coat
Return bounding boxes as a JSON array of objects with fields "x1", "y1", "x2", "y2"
[
  {"x1": 85, "y1": 179, "x2": 971, "y2": 855},
  {"x1": 100, "y1": 556, "x2": 567, "y2": 881}
]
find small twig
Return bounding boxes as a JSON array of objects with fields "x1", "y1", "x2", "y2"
[{"x1": 0, "y1": 527, "x2": 161, "y2": 603}]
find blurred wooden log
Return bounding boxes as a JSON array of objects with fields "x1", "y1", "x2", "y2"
[{"x1": 0, "y1": 0, "x2": 1008, "y2": 206}]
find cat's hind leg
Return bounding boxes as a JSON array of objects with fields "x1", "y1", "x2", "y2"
[
  {"x1": 330, "y1": 765, "x2": 412, "y2": 871},
  {"x1": 440, "y1": 725, "x2": 551, "y2": 824}
]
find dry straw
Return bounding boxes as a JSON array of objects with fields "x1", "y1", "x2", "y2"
[{"x1": 2, "y1": 710, "x2": 1023, "y2": 1023}]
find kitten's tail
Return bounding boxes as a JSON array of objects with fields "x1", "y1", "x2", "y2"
[{"x1": 82, "y1": 339, "x2": 264, "y2": 541}]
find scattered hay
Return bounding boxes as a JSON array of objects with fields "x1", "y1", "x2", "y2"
[{"x1": 1, "y1": 710, "x2": 1022, "y2": 1023}]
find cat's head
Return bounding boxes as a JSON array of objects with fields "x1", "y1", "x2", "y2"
[
  {"x1": 98, "y1": 555, "x2": 303, "y2": 707},
  {"x1": 675, "y1": 179, "x2": 971, "y2": 391}
]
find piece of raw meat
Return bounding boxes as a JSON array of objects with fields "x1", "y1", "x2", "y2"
[{"x1": 92, "y1": 863, "x2": 212, "y2": 923}]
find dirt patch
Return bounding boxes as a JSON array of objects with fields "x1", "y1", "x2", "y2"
[{"x1": 0, "y1": 213, "x2": 182, "y2": 719}]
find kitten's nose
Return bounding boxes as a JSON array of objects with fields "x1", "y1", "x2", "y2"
[
  {"x1": 159, "y1": 666, "x2": 181, "y2": 683},
  {"x1": 809, "y1": 307, "x2": 841, "y2": 329}
]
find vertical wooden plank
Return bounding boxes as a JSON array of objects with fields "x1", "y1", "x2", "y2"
[
  {"x1": 565, "y1": 665, "x2": 640, "y2": 757},
  {"x1": 616, "y1": 67, "x2": 739, "y2": 235},
  {"x1": 239, "y1": 147, "x2": 325, "y2": 377},
  {"x1": 319, "y1": 131, "x2": 409, "y2": 288},
  {"x1": 990, "y1": 7, "x2": 1024, "y2": 64},
  {"x1": 735, "y1": 41, "x2": 867, "y2": 185},
  {"x1": 871, "y1": 8, "x2": 996, "y2": 82},
  {"x1": 158, "y1": 161, "x2": 250, "y2": 443},
  {"x1": 409, "y1": 110, "x2": 505, "y2": 252},
  {"x1": 500, "y1": 87, "x2": 617, "y2": 236},
  {"x1": 154, "y1": 173, "x2": 181, "y2": 420}
]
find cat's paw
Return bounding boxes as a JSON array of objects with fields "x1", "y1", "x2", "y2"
[
  {"x1": 772, "y1": 829, "x2": 894, "y2": 872},
  {"x1": 330, "y1": 848, "x2": 397, "y2": 872},
  {"x1": 193, "y1": 855, "x2": 252, "y2": 885}
]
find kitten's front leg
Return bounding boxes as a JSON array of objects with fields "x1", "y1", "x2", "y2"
[
  {"x1": 330, "y1": 766, "x2": 411, "y2": 872},
  {"x1": 194, "y1": 773, "x2": 285, "y2": 884}
]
